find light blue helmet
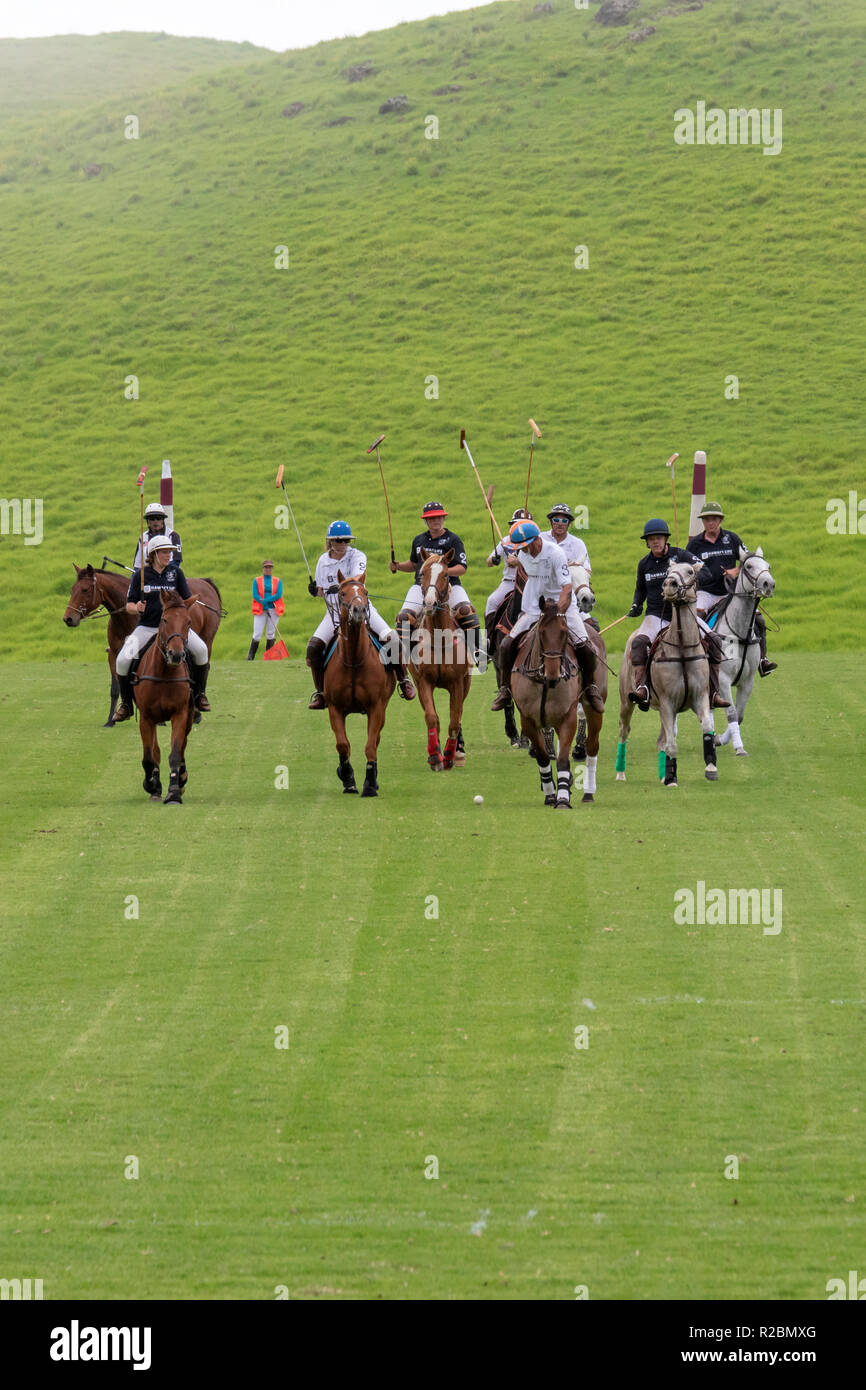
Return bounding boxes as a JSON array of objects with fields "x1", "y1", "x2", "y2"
[
  {"x1": 508, "y1": 520, "x2": 541, "y2": 549},
  {"x1": 326, "y1": 519, "x2": 354, "y2": 541}
]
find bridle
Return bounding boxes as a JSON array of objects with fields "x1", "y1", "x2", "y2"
[
  {"x1": 157, "y1": 607, "x2": 190, "y2": 666},
  {"x1": 69, "y1": 570, "x2": 127, "y2": 621},
  {"x1": 337, "y1": 577, "x2": 370, "y2": 671},
  {"x1": 421, "y1": 560, "x2": 451, "y2": 613}
]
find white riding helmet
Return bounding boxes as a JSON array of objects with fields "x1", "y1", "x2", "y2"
[
  {"x1": 147, "y1": 534, "x2": 174, "y2": 557},
  {"x1": 144, "y1": 502, "x2": 168, "y2": 520}
]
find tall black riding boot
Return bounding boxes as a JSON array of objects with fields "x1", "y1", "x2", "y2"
[
  {"x1": 191, "y1": 661, "x2": 211, "y2": 712},
  {"x1": 265, "y1": 639, "x2": 275, "y2": 652},
  {"x1": 628, "y1": 634, "x2": 651, "y2": 710},
  {"x1": 491, "y1": 635, "x2": 516, "y2": 710},
  {"x1": 114, "y1": 671, "x2": 135, "y2": 722},
  {"x1": 755, "y1": 612, "x2": 777, "y2": 675},
  {"x1": 307, "y1": 638, "x2": 327, "y2": 709},
  {"x1": 247, "y1": 639, "x2": 260, "y2": 661},
  {"x1": 575, "y1": 641, "x2": 605, "y2": 713}
]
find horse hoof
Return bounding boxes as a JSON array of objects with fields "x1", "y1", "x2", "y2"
[
  {"x1": 193, "y1": 711, "x2": 202, "y2": 725},
  {"x1": 615, "y1": 772, "x2": 626, "y2": 782},
  {"x1": 518, "y1": 737, "x2": 531, "y2": 750},
  {"x1": 555, "y1": 800, "x2": 572, "y2": 810},
  {"x1": 664, "y1": 780, "x2": 678, "y2": 788},
  {"x1": 361, "y1": 785, "x2": 378, "y2": 797},
  {"x1": 544, "y1": 795, "x2": 557, "y2": 807},
  {"x1": 573, "y1": 746, "x2": 587, "y2": 763},
  {"x1": 582, "y1": 793, "x2": 595, "y2": 803},
  {"x1": 453, "y1": 751, "x2": 466, "y2": 763},
  {"x1": 735, "y1": 747, "x2": 749, "y2": 757},
  {"x1": 705, "y1": 767, "x2": 718, "y2": 781},
  {"x1": 163, "y1": 795, "x2": 182, "y2": 805}
]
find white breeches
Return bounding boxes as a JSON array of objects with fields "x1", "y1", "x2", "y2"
[
  {"x1": 117, "y1": 624, "x2": 207, "y2": 674},
  {"x1": 511, "y1": 604, "x2": 587, "y2": 645},
  {"x1": 485, "y1": 579, "x2": 515, "y2": 616},
  {"x1": 635, "y1": 612, "x2": 711, "y2": 642},
  {"x1": 313, "y1": 601, "x2": 392, "y2": 645},
  {"x1": 401, "y1": 583, "x2": 472, "y2": 615},
  {"x1": 696, "y1": 590, "x2": 721, "y2": 614},
  {"x1": 252, "y1": 609, "x2": 281, "y2": 640}
]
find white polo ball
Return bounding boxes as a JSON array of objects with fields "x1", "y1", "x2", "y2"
[{"x1": 474, "y1": 795, "x2": 484, "y2": 805}]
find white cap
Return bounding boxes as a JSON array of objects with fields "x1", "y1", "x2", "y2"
[{"x1": 147, "y1": 534, "x2": 174, "y2": 557}]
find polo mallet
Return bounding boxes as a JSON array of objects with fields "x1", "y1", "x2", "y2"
[
  {"x1": 666, "y1": 452, "x2": 680, "y2": 548},
  {"x1": 486, "y1": 484, "x2": 496, "y2": 550},
  {"x1": 275, "y1": 465, "x2": 313, "y2": 583},
  {"x1": 136, "y1": 466, "x2": 147, "y2": 567},
  {"x1": 459, "y1": 429, "x2": 504, "y2": 544},
  {"x1": 366, "y1": 432, "x2": 395, "y2": 565},
  {"x1": 597, "y1": 613, "x2": 632, "y2": 636},
  {"x1": 525, "y1": 418, "x2": 541, "y2": 512}
]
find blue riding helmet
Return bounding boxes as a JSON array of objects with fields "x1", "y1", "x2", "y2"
[
  {"x1": 326, "y1": 520, "x2": 354, "y2": 541},
  {"x1": 508, "y1": 520, "x2": 541, "y2": 549},
  {"x1": 641, "y1": 518, "x2": 670, "y2": 539}
]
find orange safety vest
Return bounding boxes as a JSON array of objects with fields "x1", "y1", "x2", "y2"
[{"x1": 252, "y1": 575, "x2": 285, "y2": 616}]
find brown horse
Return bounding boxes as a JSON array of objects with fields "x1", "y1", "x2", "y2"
[
  {"x1": 63, "y1": 564, "x2": 223, "y2": 725},
  {"x1": 510, "y1": 603, "x2": 608, "y2": 807},
  {"x1": 409, "y1": 550, "x2": 472, "y2": 771},
  {"x1": 323, "y1": 572, "x2": 396, "y2": 797},
  {"x1": 133, "y1": 590, "x2": 197, "y2": 804}
]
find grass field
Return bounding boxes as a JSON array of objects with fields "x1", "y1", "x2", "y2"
[
  {"x1": 2, "y1": 654, "x2": 863, "y2": 1299},
  {"x1": 1, "y1": 0, "x2": 864, "y2": 661}
]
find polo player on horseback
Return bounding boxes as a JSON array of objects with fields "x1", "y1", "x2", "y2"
[
  {"x1": 540, "y1": 502, "x2": 592, "y2": 573},
  {"x1": 627, "y1": 518, "x2": 727, "y2": 711},
  {"x1": 390, "y1": 501, "x2": 482, "y2": 663},
  {"x1": 306, "y1": 520, "x2": 415, "y2": 709},
  {"x1": 688, "y1": 501, "x2": 777, "y2": 677},
  {"x1": 491, "y1": 521, "x2": 604, "y2": 714},
  {"x1": 485, "y1": 507, "x2": 532, "y2": 649},
  {"x1": 114, "y1": 534, "x2": 211, "y2": 722},
  {"x1": 133, "y1": 501, "x2": 182, "y2": 570}
]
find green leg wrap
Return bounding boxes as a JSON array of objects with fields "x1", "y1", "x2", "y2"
[
  {"x1": 615, "y1": 742, "x2": 626, "y2": 773},
  {"x1": 658, "y1": 750, "x2": 666, "y2": 781}
]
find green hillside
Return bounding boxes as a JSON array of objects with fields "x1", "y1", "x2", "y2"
[
  {"x1": 0, "y1": 32, "x2": 273, "y2": 116},
  {"x1": 0, "y1": 0, "x2": 863, "y2": 664}
]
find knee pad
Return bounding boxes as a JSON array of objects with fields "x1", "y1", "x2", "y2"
[
  {"x1": 306, "y1": 637, "x2": 325, "y2": 662},
  {"x1": 454, "y1": 602, "x2": 475, "y2": 621},
  {"x1": 632, "y1": 635, "x2": 651, "y2": 664}
]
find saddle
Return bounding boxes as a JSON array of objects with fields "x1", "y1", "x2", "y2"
[
  {"x1": 323, "y1": 628, "x2": 384, "y2": 670},
  {"x1": 493, "y1": 574, "x2": 526, "y2": 639},
  {"x1": 129, "y1": 632, "x2": 158, "y2": 684},
  {"x1": 704, "y1": 595, "x2": 731, "y2": 630},
  {"x1": 515, "y1": 618, "x2": 577, "y2": 682}
]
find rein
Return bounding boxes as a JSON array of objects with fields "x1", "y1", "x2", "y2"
[{"x1": 337, "y1": 579, "x2": 371, "y2": 674}]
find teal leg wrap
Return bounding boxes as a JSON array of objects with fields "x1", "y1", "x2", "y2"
[
  {"x1": 615, "y1": 742, "x2": 626, "y2": 773},
  {"x1": 658, "y1": 750, "x2": 666, "y2": 781}
]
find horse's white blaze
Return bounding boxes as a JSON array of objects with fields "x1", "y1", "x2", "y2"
[{"x1": 424, "y1": 562, "x2": 444, "y2": 609}]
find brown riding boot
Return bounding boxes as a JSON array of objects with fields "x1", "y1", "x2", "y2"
[
  {"x1": 575, "y1": 641, "x2": 605, "y2": 714},
  {"x1": 394, "y1": 663, "x2": 416, "y2": 701},
  {"x1": 306, "y1": 637, "x2": 327, "y2": 710},
  {"x1": 628, "y1": 635, "x2": 651, "y2": 710},
  {"x1": 491, "y1": 634, "x2": 516, "y2": 710}
]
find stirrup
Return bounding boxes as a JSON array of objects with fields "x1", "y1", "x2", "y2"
[
  {"x1": 308, "y1": 690, "x2": 326, "y2": 710},
  {"x1": 491, "y1": 686, "x2": 511, "y2": 711},
  {"x1": 399, "y1": 679, "x2": 416, "y2": 701},
  {"x1": 195, "y1": 694, "x2": 211, "y2": 712},
  {"x1": 114, "y1": 702, "x2": 133, "y2": 723},
  {"x1": 758, "y1": 659, "x2": 777, "y2": 676}
]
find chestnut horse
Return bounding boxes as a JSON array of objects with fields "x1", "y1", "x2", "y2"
[
  {"x1": 63, "y1": 563, "x2": 222, "y2": 725},
  {"x1": 133, "y1": 590, "x2": 197, "y2": 804},
  {"x1": 410, "y1": 550, "x2": 472, "y2": 771},
  {"x1": 323, "y1": 572, "x2": 396, "y2": 797},
  {"x1": 510, "y1": 602, "x2": 608, "y2": 807}
]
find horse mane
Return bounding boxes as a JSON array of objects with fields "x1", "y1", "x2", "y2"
[
  {"x1": 200, "y1": 576, "x2": 221, "y2": 603},
  {"x1": 160, "y1": 587, "x2": 185, "y2": 609}
]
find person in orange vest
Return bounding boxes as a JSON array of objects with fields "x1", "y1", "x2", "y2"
[{"x1": 248, "y1": 560, "x2": 285, "y2": 659}]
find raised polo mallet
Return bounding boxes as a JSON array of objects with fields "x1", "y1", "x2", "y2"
[
  {"x1": 459, "y1": 428, "x2": 504, "y2": 544},
  {"x1": 366, "y1": 432, "x2": 395, "y2": 566},
  {"x1": 486, "y1": 483, "x2": 496, "y2": 550},
  {"x1": 525, "y1": 418, "x2": 542, "y2": 512},
  {"x1": 136, "y1": 466, "x2": 147, "y2": 567},
  {"x1": 665, "y1": 452, "x2": 680, "y2": 548},
  {"x1": 275, "y1": 464, "x2": 313, "y2": 584}
]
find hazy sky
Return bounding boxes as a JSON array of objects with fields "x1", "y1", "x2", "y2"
[{"x1": 2, "y1": 1, "x2": 496, "y2": 52}]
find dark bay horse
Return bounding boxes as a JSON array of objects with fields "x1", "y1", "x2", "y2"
[
  {"x1": 323, "y1": 572, "x2": 396, "y2": 797},
  {"x1": 133, "y1": 590, "x2": 197, "y2": 804},
  {"x1": 63, "y1": 563, "x2": 223, "y2": 725},
  {"x1": 510, "y1": 602, "x2": 607, "y2": 807},
  {"x1": 409, "y1": 550, "x2": 472, "y2": 771}
]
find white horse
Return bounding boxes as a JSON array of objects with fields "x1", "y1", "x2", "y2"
[
  {"x1": 617, "y1": 559, "x2": 718, "y2": 787},
  {"x1": 711, "y1": 548, "x2": 776, "y2": 757},
  {"x1": 569, "y1": 562, "x2": 595, "y2": 613}
]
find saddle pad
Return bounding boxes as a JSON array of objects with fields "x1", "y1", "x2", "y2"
[{"x1": 323, "y1": 629, "x2": 384, "y2": 669}]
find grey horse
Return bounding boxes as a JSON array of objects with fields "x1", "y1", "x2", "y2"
[
  {"x1": 617, "y1": 558, "x2": 718, "y2": 787},
  {"x1": 712, "y1": 547, "x2": 776, "y2": 757}
]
